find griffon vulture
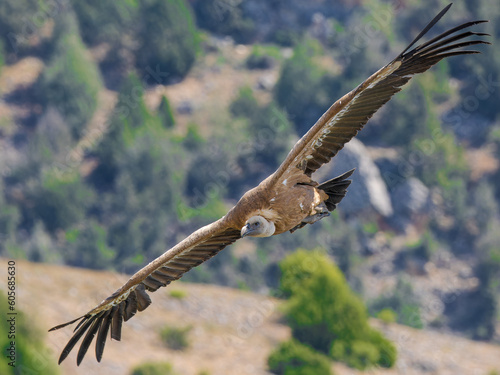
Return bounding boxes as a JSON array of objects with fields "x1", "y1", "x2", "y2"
[{"x1": 50, "y1": 4, "x2": 489, "y2": 365}]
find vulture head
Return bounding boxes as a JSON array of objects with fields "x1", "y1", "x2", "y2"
[{"x1": 241, "y1": 216, "x2": 275, "y2": 238}]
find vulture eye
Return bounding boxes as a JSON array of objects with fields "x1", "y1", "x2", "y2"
[{"x1": 255, "y1": 222, "x2": 260, "y2": 227}]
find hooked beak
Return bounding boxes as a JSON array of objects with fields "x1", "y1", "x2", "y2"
[{"x1": 241, "y1": 224, "x2": 253, "y2": 238}]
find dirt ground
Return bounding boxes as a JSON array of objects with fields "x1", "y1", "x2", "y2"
[{"x1": 0, "y1": 258, "x2": 499, "y2": 375}]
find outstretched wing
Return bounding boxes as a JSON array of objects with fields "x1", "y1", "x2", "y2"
[
  {"x1": 268, "y1": 4, "x2": 489, "y2": 185},
  {"x1": 50, "y1": 219, "x2": 241, "y2": 365}
]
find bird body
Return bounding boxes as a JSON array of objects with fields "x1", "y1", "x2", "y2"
[
  {"x1": 50, "y1": 4, "x2": 489, "y2": 365},
  {"x1": 227, "y1": 169, "x2": 328, "y2": 235}
]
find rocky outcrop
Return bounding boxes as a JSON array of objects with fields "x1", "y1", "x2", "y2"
[
  {"x1": 392, "y1": 177, "x2": 431, "y2": 217},
  {"x1": 316, "y1": 138, "x2": 393, "y2": 217}
]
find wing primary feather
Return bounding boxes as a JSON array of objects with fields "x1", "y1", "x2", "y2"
[
  {"x1": 110, "y1": 303, "x2": 124, "y2": 341},
  {"x1": 135, "y1": 284, "x2": 152, "y2": 311},
  {"x1": 95, "y1": 307, "x2": 114, "y2": 362},
  {"x1": 58, "y1": 316, "x2": 94, "y2": 364},
  {"x1": 124, "y1": 290, "x2": 138, "y2": 321},
  {"x1": 49, "y1": 316, "x2": 84, "y2": 332},
  {"x1": 77, "y1": 313, "x2": 105, "y2": 366},
  {"x1": 419, "y1": 39, "x2": 490, "y2": 57},
  {"x1": 398, "y1": 3, "x2": 453, "y2": 57},
  {"x1": 416, "y1": 31, "x2": 489, "y2": 56},
  {"x1": 73, "y1": 315, "x2": 90, "y2": 333},
  {"x1": 407, "y1": 20, "x2": 489, "y2": 57}
]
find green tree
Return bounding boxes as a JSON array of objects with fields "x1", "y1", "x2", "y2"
[
  {"x1": 31, "y1": 108, "x2": 73, "y2": 166},
  {"x1": 274, "y1": 41, "x2": 330, "y2": 135},
  {"x1": 136, "y1": 0, "x2": 198, "y2": 83},
  {"x1": 230, "y1": 87, "x2": 294, "y2": 178},
  {"x1": 102, "y1": 134, "x2": 182, "y2": 271},
  {"x1": 367, "y1": 82, "x2": 428, "y2": 146},
  {"x1": 0, "y1": 0, "x2": 42, "y2": 53},
  {"x1": 89, "y1": 72, "x2": 159, "y2": 190},
  {"x1": 35, "y1": 10, "x2": 102, "y2": 140},
  {"x1": 30, "y1": 171, "x2": 94, "y2": 234},
  {"x1": 158, "y1": 95, "x2": 176, "y2": 129},
  {"x1": 70, "y1": 0, "x2": 138, "y2": 46},
  {"x1": 0, "y1": 39, "x2": 4, "y2": 73},
  {"x1": 65, "y1": 220, "x2": 115, "y2": 269},
  {"x1": 192, "y1": 0, "x2": 255, "y2": 43},
  {"x1": 268, "y1": 339, "x2": 333, "y2": 375},
  {"x1": 230, "y1": 86, "x2": 259, "y2": 119},
  {"x1": 0, "y1": 179, "x2": 20, "y2": 254},
  {"x1": 278, "y1": 250, "x2": 396, "y2": 370}
]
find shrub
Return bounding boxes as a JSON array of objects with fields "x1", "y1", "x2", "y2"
[
  {"x1": 268, "y1": 339, "x2": 333, "y2": 375},
  {"x1": 273, "y1": 41, "x2": 331, "y2": 134},
  {"x1": 35, "y1": 11, "x2": 102, "y2": 140},
  {"x1": 377, "y1": 308, "x2": 397, "y2": 324},
  {"x1": 65, "y1": 220, "x2": 115, "y2": 269},
  {"x1": 230, "y1": 86, "x2": 259, "y2": 119},
  {"x1": 169, "y1": 290, "x2": 187, "y2": 299},
  {"x1": 160, "y1": 325, "x2": 192, "y2": 350},
  {"x1": 30, "y1": 171, "x2": 94, "y2": 234},
  {"x1": 136, "y1": 0, "x2": 199, "y2": 83},
  {"x1": 131, "y1": 361, "x2": 176, "y2": 375},
  {"x1": 192, "y1": 0, "x2": 255, "y2": 44},
  {"x1": 245, "y1": 45, "x2": 276, "y2": 70},
  {"x1": 89, "y1": 72, "x2": 161, "y2": 190},
  {"x1": 70, "y1": 0, "x2": 137, "y2": 46},
  {"x1": 0, "y1": 0, "x2": 42, "y2": 53},
  {"x1": 279, "y1": 250, "x2": 396, "y2": 370},
  {"x1": 0, "y1": 180, "x2": 20, "y2": 251},
  {"x1": 370, "y1": 277, "x2": 423, "y2": 329}
]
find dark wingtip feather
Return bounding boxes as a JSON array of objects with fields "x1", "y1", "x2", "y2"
[
  {"x1": 111, "y1": 303, "x2": 124, "y2": 341},
  {"x1": 77, "y1": 314, "x2": 104, "y2": 366},
  {"x1": 399, "y1": 3, "x2": 453, "y2": 56},
  {"x1": 57, "y1": 317, "x2": 94, "y2": 365},
  {"x1": 95, "y1": 308, "x2": 114, "y2": 362},
  {"x1": 49, "y1": 316, "x2": 84, "y2": 332}
]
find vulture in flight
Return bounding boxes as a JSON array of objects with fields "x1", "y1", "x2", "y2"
[{"x1": 51, "y1": 4, "x2": 489, "y2": 365}]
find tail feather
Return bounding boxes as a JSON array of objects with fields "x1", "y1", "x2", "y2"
[{"x1": 318, "y1": 169, "x2": 355, "y2": 211}]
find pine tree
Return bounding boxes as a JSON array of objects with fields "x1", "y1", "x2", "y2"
[
  {"x1": 158, "y1": 95, "x2": 176, "y2": 129},
  {"x1": 136, "y1": 0, "x2": 198, "y2": 83},
  {"x1": 35, "y1": 10, "x2": 102, "y2": 140}
]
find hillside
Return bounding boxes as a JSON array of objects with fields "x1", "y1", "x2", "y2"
[
  {"x1": 0, "y1": 1, "x2": 500, "y2": 374},
  {"x1": 1, "y1": 258, "x2": 499, "y2": 375}
]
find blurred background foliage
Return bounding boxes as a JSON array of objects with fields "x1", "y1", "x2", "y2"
[{"x1": 0, "y1": 0, "x2": 499, "y2": 372}]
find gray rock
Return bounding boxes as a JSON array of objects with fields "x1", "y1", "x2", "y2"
[
  {"x1": 315, "y1": 138, "x2": 393, "y2": 217},
  {"x1": 392, "y1": 177, "x2": 431, "y2": 217}
]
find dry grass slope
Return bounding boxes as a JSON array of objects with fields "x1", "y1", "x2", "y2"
[{"x1": 0, "y1": 258, "x2": 499, "y2": 375}]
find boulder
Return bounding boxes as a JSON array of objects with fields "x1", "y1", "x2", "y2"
[
  {"x1": 391, "y1": 177, "x2": 431, "y2": 217},
  {"x1": 315, "y1": 138, "x2": 393, "y2": 217}
]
